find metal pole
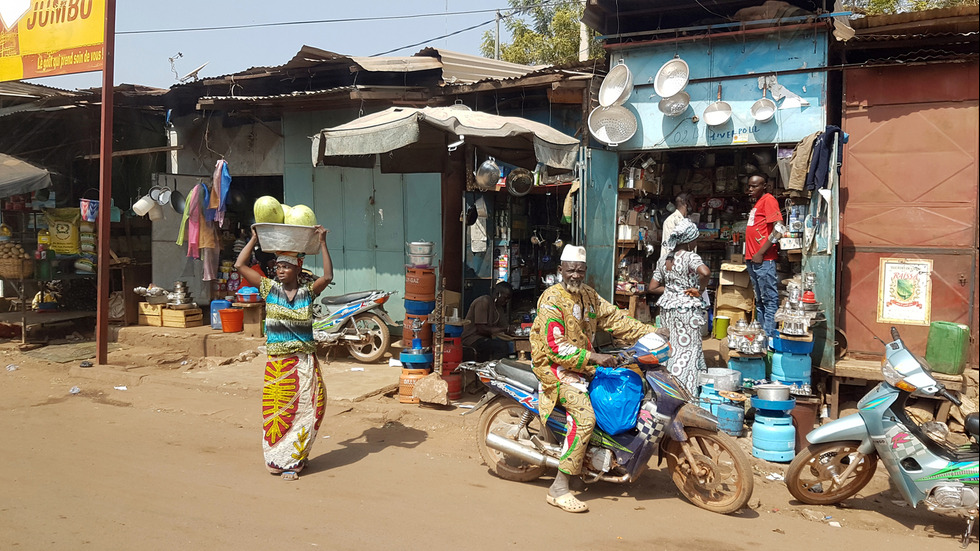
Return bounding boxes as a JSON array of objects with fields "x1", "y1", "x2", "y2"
[{"x1": 96, "y1": 0, "x2": 116, "y2": 365}]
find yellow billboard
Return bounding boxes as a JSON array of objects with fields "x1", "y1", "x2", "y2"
[{"x1": 1, "y1": 0, "x2": 105, "y2": 83}]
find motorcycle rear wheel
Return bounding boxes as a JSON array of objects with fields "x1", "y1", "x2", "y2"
[
  {"x1": 785, "y1": 441, "x2": 878, "y2": 505},
  {"x1": 665, "y1": 428, "x2": 754, "y2": 514},
  {"x1": 477, "y1": 398, "x2": 549, "y2": 482},
  {"x1": 345, "y1": 313, "x2": 390, "y2": 363}
]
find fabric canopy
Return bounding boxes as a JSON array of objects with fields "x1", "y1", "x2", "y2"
[
  {"x1": 312, "y1": 106, "x2": 580, "y2": 173},
  {"x1": 0, "y1": 153, "x2": 52, "y2": 198}
]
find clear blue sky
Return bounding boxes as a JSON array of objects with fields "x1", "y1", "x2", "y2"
[{"x1": 27, "y1": 1, "x2": 513, "y2": 90}]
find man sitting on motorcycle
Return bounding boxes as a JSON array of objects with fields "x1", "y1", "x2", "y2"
[{"x1": 529, "y1": 245, "x2": 653, "y2": 513}]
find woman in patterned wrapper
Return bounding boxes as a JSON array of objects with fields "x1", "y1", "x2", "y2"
[
  {"x1": 648, "y1": 218, "x2": 711, "y2": 396},
  {"x1": 234, "y1": 225, "x2": 333, "y2": 481}
]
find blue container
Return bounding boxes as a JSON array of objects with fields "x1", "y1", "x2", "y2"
[
  {"x1": 752, "y1": 413, "x2": 797, "y2": 462},
  {"x1": 771, "y1": 352, "x2": 812, "y2": 387},
  {"x1": 404, "y1": 299, "x2": 436, "y2": 315},
  {"x1": 399, "y1": 350, "x2": 434, "y2": 371},
  {"x1": 210, "y1": 299, "x2": 232, "y2": 330},
  {"x1": 698, "y1": 384, "x2": 725, "y2": 415},
  {"x1": 772, "y1": 335, "x2": 815, "y2": 355},
  {"x1": 728, "y1": 357, "x2": 766, "y2": 385},
  {"x1": 443, "y1": 324, "x2": 464, "y2": 337},
  {"x1": 716, "y1": 403, "x2": 745, "y2": 437}
]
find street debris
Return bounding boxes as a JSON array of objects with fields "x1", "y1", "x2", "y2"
[
  {"x1": 69, "y1": 386, "x2": 81, "y2": 394},
  {"x1": 5, "y1": 364, "x2": 18, "y2": 371},
  {"x1": 765, "y1": 472, "x2": 785, "y2": 481},
  {"x1": 114, "y1": 386, "x2": 128, "y2": 391},
  {"x1": 351, "y1": 367, "x2": 364, "y2": 371}
]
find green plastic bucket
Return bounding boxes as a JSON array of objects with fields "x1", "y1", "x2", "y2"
[{"x1": 924, "y1": 321, "x2": 969, "y2": 375}]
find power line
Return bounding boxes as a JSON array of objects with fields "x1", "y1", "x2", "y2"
[{"x1": 372, "y1": 18, "x2": 497, "y2": 56}]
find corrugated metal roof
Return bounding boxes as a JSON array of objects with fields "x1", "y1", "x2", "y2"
[
  {"x1": 0, "y1": 81, "x2": 81, "y2": 99},
  {"x1": 414, "y1": 47, "x2": 548, "y2": 84},
  {"x1": 850, "y1": 6, "x2": 979, "y2": 32}
]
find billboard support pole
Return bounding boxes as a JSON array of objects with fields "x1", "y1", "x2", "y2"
[{"x1": 96, "y1": 0, "x2": 116, "y2": 365}]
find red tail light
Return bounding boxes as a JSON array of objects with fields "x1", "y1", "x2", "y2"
[
  {"x1": 637, "y1": 354, "x2": 660, "y2": 365},
  {"x1": 375, "y1": 294, "x2": 390, "y2": 305}
]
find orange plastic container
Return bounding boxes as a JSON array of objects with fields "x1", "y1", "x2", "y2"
[{"x1": 219, "y1": 308, "x2": 244, "y2": 333}]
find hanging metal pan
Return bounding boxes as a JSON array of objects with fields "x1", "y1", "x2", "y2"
[
  {"x1": 653, "y1": 57, "x2": 690, "y2": 98},
  {"x1": 598, "y1": 60, "x2": 634, "y2": 107},
  {"x1": 658, "y1": 91, "x2": 690, "y2": 117},
  {"x1": 588, "y1": 105, "x2": 637, "y2": 147},
  {"x1": 506, "y1": 168, "x2": 534, "y2": 197},
  {"x1": 703, "y1": 84, "x2": 732, "y2": 126},
  {"x1": 750, "y1": 84, "x2": 777, "y2": 123}
]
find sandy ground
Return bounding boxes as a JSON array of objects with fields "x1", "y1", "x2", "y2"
[{"x1": 0, "y1": 340, "x2": 975, "y2": 551}]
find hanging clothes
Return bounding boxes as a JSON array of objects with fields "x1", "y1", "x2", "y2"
[
  {"x1": 208, "y1": 160, "x2": 232, "y2": 226},
  {"x1": 805, "y1": 125, "x2": 849, "y2": 190},
  {"x1": 787, "y1": 131, "x2": 820, "y2": 191}
]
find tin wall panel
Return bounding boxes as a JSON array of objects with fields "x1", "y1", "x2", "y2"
[{"x1": 840, "y1": 63, "x2": 979, "y2": 360}]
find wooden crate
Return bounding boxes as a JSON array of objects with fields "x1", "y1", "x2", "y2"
[
  {"x1": 162, "y1": 307, "x2": 203, "y2": 328},
  {"x1": 139, "y1": 302, "x2": 164, "y2": 316},
  {"x1": 138, "y1": 313, "x2": 163, "y2": 326}
]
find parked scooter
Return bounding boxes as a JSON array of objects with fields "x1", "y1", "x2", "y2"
[
  {"x1": 312, "y1": 290, "x2": 395, "y2": 363},
  {"x1": 785, "y1": 327, "x2": 979, "y2": 547},
  {"x1": 459, "y1": 333, "x2": 754, "y2": 514}
]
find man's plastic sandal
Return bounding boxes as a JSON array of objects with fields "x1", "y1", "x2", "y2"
[
  {"x1": 281, "y1": 471, "x2": 299, "y2": 481},
  {"x1": 546, "y1": 492, "x2": 588, "y2": 513}
]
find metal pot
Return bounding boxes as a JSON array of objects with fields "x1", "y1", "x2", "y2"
[
  {"x1": 702, "y1": 84, "x2": 732, "y2": 127},
  {"x1": 474, "y1": 158, "x2": 500, "y2": 190},
  {"x1": 406, "y1": 241, "x2": 434, "y2": 255},
  {"x1": 755, "y1": 383, "x2": 791, "y2": 401},
  {"x1": 658, "y1": 91, "x2": 690, "y2": 117},
  {"x1": 750, "y1": 84, "x2": 776, "y2": 123}
]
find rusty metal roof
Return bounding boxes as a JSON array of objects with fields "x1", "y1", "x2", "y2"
[
  {"x1": 0, "y1": 81, "x2": 82, "y2": 100},
  {"x1": 850, "y1": 6, "x2": 979, "y2": 34},
  {"x1": 414, "y1": 47, "x2": 547, "y2": 84}
]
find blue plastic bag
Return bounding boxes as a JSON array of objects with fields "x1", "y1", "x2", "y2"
[{"x1": 589, "y1": 367, "x2": 644, "y2": 435}]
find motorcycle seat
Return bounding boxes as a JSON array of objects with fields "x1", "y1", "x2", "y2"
[
  {"x1": 966, "y1": 412, "x2": 979, "y2": 439},
  {"x1": 496, "y1": 358, "x2": 539, "y2": 390},
  {"x1": 320, "y1": 291, "x2": 376, "y2": 305}
]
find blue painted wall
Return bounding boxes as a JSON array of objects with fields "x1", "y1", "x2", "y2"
[
  {"x1": 283, "y1": 110, "x2": 442, "y2": 323},
  {"x1": 607, "y1": 29, "x2": 828, "y2": 150},
  {"x1": 585, "y1": 149, "x2": 619, "y2": 300}
]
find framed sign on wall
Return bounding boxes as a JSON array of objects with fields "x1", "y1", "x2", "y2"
[{"x1": 876, "y1": 258, "x2": 933, "y2": 326}]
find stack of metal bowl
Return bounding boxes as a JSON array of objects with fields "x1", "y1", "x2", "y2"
[{"x1": 168, "y1": 281, "x2": 196, "y2": 309}]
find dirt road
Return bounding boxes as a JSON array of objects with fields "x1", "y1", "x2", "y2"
[{"x1": 0, "y1": 347, "x2": 972, "y2": 550}]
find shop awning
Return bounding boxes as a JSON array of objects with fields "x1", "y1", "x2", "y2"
[
  {"x1": 0, "y1": 153, "x2": 52, "y2": 198},
  {"x1": 312, "y1": 106, "x2": 580, "y2": 173}
]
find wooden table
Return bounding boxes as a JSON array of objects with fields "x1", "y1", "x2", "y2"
[
  {"x1": 232, "y1": 302, "x2": 265, "y2": 338},
  {"x1": 615, "y1": 292, "x2": 645, "y2": 318},
  {"x1": 819, "y1": 357, "x2": 967, "y2": 422}
]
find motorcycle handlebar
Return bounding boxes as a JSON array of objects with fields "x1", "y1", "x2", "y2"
[
  {"x1": 938, "y1": 388, "x2": 962, "y2": 406},
  {"x1": 890, "y1": 326, "x2": 901, "y2": 341}
]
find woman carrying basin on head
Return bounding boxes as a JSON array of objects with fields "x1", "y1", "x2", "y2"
[{"x1": 235, "y1": 225, "x2": 333, "y2": 481}]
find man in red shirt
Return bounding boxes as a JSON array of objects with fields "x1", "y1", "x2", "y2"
[{"x1": 745, "y1": 174, "x2": 783, "y2": 338}]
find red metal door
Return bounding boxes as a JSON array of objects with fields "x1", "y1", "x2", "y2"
[{"x1": 840, "y1": 62, "x2": 979, "y2": 363}]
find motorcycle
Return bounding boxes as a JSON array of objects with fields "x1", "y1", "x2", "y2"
[
  {"x1": 459, "y1": 333, "x2": 754, "y2": 514},
  {"x1": 312, "y1": 290, "x2": 395, "y2": 363},
  {"x1": 785, "y1": 326, "x2": 979, "y2": 547}
]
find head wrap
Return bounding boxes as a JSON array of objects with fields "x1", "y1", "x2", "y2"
[
  {"x1": 559, "y1": 245, "x2": 587, "y2": 263},
  {"x1": 665, "y1": 218, "x2": 700, "y2": 255},
  {"x1": 276, "y1": 254, "x2": 300, "y2": 266}
]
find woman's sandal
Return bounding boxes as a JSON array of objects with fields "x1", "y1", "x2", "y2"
[
  {"x1": 280, "y1": 471, "x2": 299, "y2": 481},
  {"x1": 546, "y1": 492, "x2": 588, "y2": 513}
]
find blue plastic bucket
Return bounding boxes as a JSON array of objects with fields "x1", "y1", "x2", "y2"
[
  {"x1": 210, "y1": 299, "x2": 232, "y2": 330},
  {"x1": 716, "y1": 403, "x2": 744, "y2": 437}
]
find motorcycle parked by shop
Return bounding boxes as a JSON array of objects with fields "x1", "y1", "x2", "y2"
[
  {"x1": 459, "y1": 333, "x2": 754, "y2": 514},
  {"x1": 785, "y1": 327, "x2": 978, "y2": 547},
  {"x1": 312, "y1": 290, "x2": 395, "y2": 363}
]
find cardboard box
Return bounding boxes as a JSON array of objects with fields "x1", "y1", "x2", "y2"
[
  {"x1": 617, "y1": 225, "x2": 639, "y2": 241},
  {"x1": 626, "y1": 210, "x2": 640, "y2": 225},
  {"x1": 716, "y1": 306, "x2": 751, "y2": 325},
  {"x1": 637, "y1": 177, "x2": 662, "y2": 195},
  {"x1": 730, "y1": 253, "x2": 744, "y2": 263},
  {"x1": 716, "y1": 285, "x2": 754, "y2": 311},
  {"x1": 720, "y1": 269, "x2": 750, "y2": 287}
]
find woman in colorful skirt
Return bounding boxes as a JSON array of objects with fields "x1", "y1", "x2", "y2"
[
  {"x1": 648, "y1": 218, "x2": 711, "y2": 396},
  {"x1": 235, "y1": 225, "x2": 333, "y2": 480}
]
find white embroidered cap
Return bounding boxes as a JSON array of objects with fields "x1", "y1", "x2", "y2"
[{"x1": 559, "y1": 245, "x2": 587, "y2": 263}]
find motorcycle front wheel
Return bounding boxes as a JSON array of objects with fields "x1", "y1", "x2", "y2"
[
  {"x1": 665, "y1": 428, "x2": 754, "y2": 514},
  {"x1": 477, "y1": 398, "x2": 549, "y2": 482},
  {"x1": 785, "y1": 441, "x2": 878, "y2": 505},
  {"x1": 345, "y1": 313, "x2": 390, "y2": 363}
]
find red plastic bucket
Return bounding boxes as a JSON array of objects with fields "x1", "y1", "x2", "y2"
[{"x1": 219, "y1": 308, "x2": 244, "y2": 333}]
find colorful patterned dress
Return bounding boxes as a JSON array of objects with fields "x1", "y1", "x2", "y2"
[
  {"x1": 651, "y1": 250, "x2": 708, "y2": 396},
  {"x1": 259, "y1": 277, "x2": 326, "y2": 473},
  {"x1": 529, "y1": 284, "x2": 651, "y2": 475}
]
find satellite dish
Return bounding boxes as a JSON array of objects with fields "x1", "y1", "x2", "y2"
[{"x1": 179, "y1": 62, "x2": 209, "y2": 83}]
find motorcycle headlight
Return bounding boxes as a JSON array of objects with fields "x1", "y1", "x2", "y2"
[{"x1": 881, "y1": 357, "x2": 917, "y2": 393}]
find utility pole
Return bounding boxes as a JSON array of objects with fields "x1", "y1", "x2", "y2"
[
  {"x1": 579, "y1": 21, "x2": 589, "y2": 61},
  {"x1": 495, "y1": 10, "x2": 501, "y2": 60}
]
